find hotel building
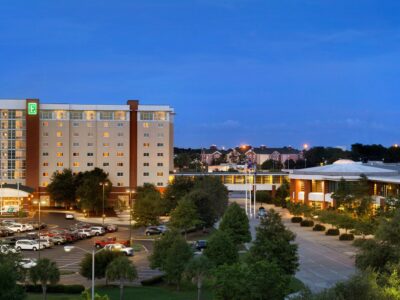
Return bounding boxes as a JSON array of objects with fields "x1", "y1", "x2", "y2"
[{"x1": 0, "y1": 99, "x2": 174, "y2": 211}]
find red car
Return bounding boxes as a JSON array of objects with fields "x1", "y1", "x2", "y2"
[{"x1": 94, "y1": 236, "x2": 129, "y2": 249}]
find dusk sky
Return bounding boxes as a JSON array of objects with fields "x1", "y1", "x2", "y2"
[{"x1": 1, "y1": 0, "x2": 400, "y2": 149}]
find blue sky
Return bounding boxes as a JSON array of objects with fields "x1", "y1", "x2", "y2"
[{"x1": 1, "y1": 0, "x2": 400, "y2": 149}]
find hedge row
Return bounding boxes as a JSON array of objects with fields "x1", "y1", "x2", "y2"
[
  {"x1": 140, "y1": 275, "x2": 165, "y2": 286},
  {"x1": 339, "y1": 233, "x2": 354, "y2": 241},
  {"x1": 326, "y1": 228, "x2": 340, "y2": 236},
  {"x1": 291, "y1": 217, "x2": 303, "y2": 223},
  {"x1": 313, "y1": 224, "x2": 326, "y2": 231},
  {"x1": 300, "y1": 220, "x2": 314, "y2": 227},
  {"x1": 24, "y1": 284, "x2": 85, "y2": 294}
]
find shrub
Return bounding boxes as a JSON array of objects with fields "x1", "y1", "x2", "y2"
[
  {"x1": 140, "y1": 275, "x2": 165, "y2": 286},
  {"x1": 313, "y1": 224, "x2": 326, "y2": 231},
  {"x1": 24, "y1": 284, "x2": 85, "y2": 294},
  {"x1": 326, "y1": 228, "x2": 340, "y2": 236},
  {"x1": 300, "y1": 220, "x2": 314, "y2": 227},
  {"x1": 291, "y1": 217, "x2": 303, "y2": 223},
  {"x1": 339, "y1": 233, "x2": 355, "y2": 241}
]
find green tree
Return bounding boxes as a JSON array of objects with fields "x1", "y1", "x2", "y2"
[
  {"x1": 76, "y1": 168, "x2": 112, "y2": 215},
  {"x1": 332, "y1": 177, "x2": 352, "y2": 209},
  {"x1": 163, "y1": 176, "x2": 194, "y2": 213},
  {"x1": 169, "y1": 197, "x2": 201, "y2": 239},
  {"x1": 203, "y1": 230, "x2": 238, "y2": 267},
  {"x1": 213, "y1": 263, "x2": 249, "y2": 300},
  {"x1": 248, "y1": 209, "x2": 298, "y2": 275},
  {"x1": 105, "y1": 256, "x2": 138, "y2": 300},
  {"x1": 184, "y1": 256, "x2": 213, "y2": 300},
  {"x1": 132, "y1": 183, "x2": 163, "y2": 226},
  {"x1": 47, "y1": 168, "x2": 77, "y2": 208},
  {"x1": 318, "y1": 210, "x2": 341, "y2": 228},
  {"x1": 353, "y1": 217, "x2": 376, "y2": 238},
  {"x1": 261, "y1": 159, "x2": 283, "y2": 170},
  {"x1": 219, "y1": 202, "x2": 251, "y2": 245},
  {"x1": 29, "y1": 258, "x2": 60, "y2": 300},
  {"x1": 0, "y1": 253, "x2": 25, "y2": 300},
  {"x1": 81, "y1": 289, "x2": 110, "y2": 300},
  {"x1": 336, "y1": 212, "x2": 355, "y2": 233},
  {"x1": 149, "y1": 230, "x2": 181, "y2": 270},
  {"x1": 275, "y1": 179, "x2": 290, "y2": 207},
  {"x1": 80, "y1": 251, "x2": 121, "y2": 280}
]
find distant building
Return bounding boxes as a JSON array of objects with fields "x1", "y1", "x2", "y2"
[
  {"x1": 245, "y1": 146, "x2": 302, "y2": 165},
  {"x1": 200, "y1": 145, "x2": 226, "y2": 165}
]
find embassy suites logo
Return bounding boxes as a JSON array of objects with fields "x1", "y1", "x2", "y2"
[{"x1": 27, "y1": 102, "x2": 37, "y2": 115}]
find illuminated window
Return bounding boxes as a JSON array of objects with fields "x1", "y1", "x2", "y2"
[
  {"x1": 73, "y1": 162, "x2": 80, "y2": 167},
  {"x1": 56, "y1": 152, "x2": 63, "y2": 157},
  {"x1": 42, "y1": 122, "x2": 48, "y2": 127},
  {"x1": 103, "y1": 132, "x2": 110, "y2": 138},
  {"x1": 42, "y1": 182, "x2": 48, "y2": 187},
  {"x1": 42, "y1": 172, "x2": 49, "y2": 177},
  {"x1": 103, "y1": 152, "x2": 109, "y2": 157},
  {"x1": 103, "y1": 122, "x2": 109, "y2": 128},
  {"x1": 57, "y1": 142, "x2": 63, "y2": 147},
  {"x1": 117, "y1": 172, "x2": 123, "y2": 176},
  {"x1": 73, "y1": 152, "x2": 79, "y2": 156},
  {"x1": 57, "y1": 122, "x2": 63, "y2": 127},
  {"x1": 43, "y1": 162, "x2": 49, "y2": 167},
  {"x1": 117, "y1": 162, "x2": 123, "y2": 166},
  {"x1": 56, "y1": 131, "x2": 62, "y2": 137},
  {"x1": 57, "y1": 162, "x2": 63, "y2": 167},
  {"x1": 157, "y1": 172, "x2": 164, "y2": 177},
  {"x1": 86, "y1": 111, "x2": 95, "y2": 120},
  {"x1": 103, "y1": 143, "x2": 109, "y2": 147},
  {"x1": 55, "y1": 111, "x2": 66, "y2": 120},
  {"x1": 143, "y1": 143, "x2": 150, "y2": 148},
  {"x1": 116, "y1": 152, "x2": 124, "y2": 157},
  {"x1": 143, "y1": 122, "x2": 150, "y2": 128},
  {"x1": 103, "y1": 162, "x2": 109, "y2": 166},
  {"x1": 115, "y1": 111, "x2": 126, "y2": 120},
  {"x1": 154, "y1": 112, "x2": 167, "y2": 121}
]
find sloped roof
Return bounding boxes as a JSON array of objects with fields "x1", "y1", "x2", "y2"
[{"x1": 251, "y1": 147, "x2": 301, "y2": 155}]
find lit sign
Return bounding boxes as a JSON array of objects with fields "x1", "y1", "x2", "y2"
[{"x1": 28, "y1": 102, "x2": 37, "y2": 115}]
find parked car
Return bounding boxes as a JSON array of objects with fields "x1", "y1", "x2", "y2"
[
  {"x1": 257, "y1": 207, "x2": 266, "y2": 219},
  {"x1": 157, "y1": 224, "x2": 168, "y2": 233},
  {"x1": 23, "y1": 223, "x2": 34, "y2": 231},
  {"x1": 7, "y1": 223, "x2": 27, "y2": 233},
  {"x1": 2, "y1": 236, "x2": 18, "y2": 246},
  {"x1": 37, "y1": 238, "x2": 53, "y2": 248},
  {"x1": 50, "y1": 236, "x2": 66, "y2": 245},
  {"x1": 65, "y1": 213, "x2": 75, "y2": 220},
  {"x1": 104, "y1": 224, "x2": 118, "y2": 233},
  {"x1": 94, "y1": 236, "x2": 130, "y2": 249},
  {"x1": 194, "y1": 240, "x2": 207, "y2": 251},
  {"x1": 75, "y1": 222, "x2": 91, "y2": 229},
  {"x1": 15, "y1": 239, "x2": 44, "y2": 251},
  {"x1": 1, "y1": 220, "x2": 16, "y2": 226},
  {"x1": 0, "y1": 226, "x2": 13, "y2": 237},
  {"x1": 77, "y1": 229, "x2": 93, "y2": 239},
  {"x1": 104, "y1": 243, "x2": 134, "y2": 256},
  {"x1": 0, "y1": 244, "x2": 18, "y2": 254},
  {"x1": 145, "y1": 226, "x2": 163, "y2": 236},
  {"x1": 90, "y1": 226, "x2": 106, "y2": 236},
  {"x1": 19, "y1": 258, "x2": 37, "y2": 269},
  {"x1": 26, "y1": 221, "x2": 47, "y2": 230}
]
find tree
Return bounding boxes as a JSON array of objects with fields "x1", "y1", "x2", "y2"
[
  {"x1": 261, "y1": 159, "x2": 282, "y2": 170},
  {"x1": 76, "y1": 168, "x2": 112, "y2": 215},
  {"x1": 275, "y1": 179, "x2": 290, "y2": 207},
  {"x1": 163, "y1": 176, "x2": 195, "y2": 213},
  {"x1": 47, "y1": 169, "x2": 77, "y2": 208},
  {"x1": 203, "y1": 230, "x2": 238, "y2": 267},
  {"x1": 132, "y1": 183, "x2": 163, "y2": 226},
  {"x1": 106, "y1": 256, "x2": 138, "y2": 300},
  {"x1": 149, "y1": 230, "x2": 181, "y2": 270},
  {"x1": 331, "y1": 177, "x2": 352, "y2": 209},
  {"x1": 0, "y1": 253, "x2": 25, "y2": 300},
  {"x1": 248, "y1": 209, "x2": 298, "y2": 275},
  {"x1": 213, "y1": 263, "x2": 249, "y2": 300},
  {"x1": 169, "y1": 197, "x2": 201, "y2": 239},
  {"x1": 219, "y1": 202, "x2": 251, "y2": 245},
  {"x1": 336, "y1": 212, "x2": 355, "y2": 233},
  {"x1": 184, "y1": 256, "x2": 213, "y2": 300},
  {"x1": 80, "y1": 251, "x2": 121, "y2": 280},
  {"x1": 29, "y1": 258, "x2": 60, "y2": 300},
  {"x1": 353, "y1": 217, "x2": 376, "y2": 238}
]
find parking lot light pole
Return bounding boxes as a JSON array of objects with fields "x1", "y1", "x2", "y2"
[
  {"x1": 126, "y1": 189, "x2": 136, "y2": 246},
  {"x1": 33, "y1": 198, "x2": 46, "y2": 259},
  {"x1": 64, "y1": 246, "x2": 104, "y2": 300},
  {"x1": 99, "y1": 182, "x2": 108, "y2": 226}
]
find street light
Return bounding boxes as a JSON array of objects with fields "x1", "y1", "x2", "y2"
[
  {"x1": 64, "y1": 245, "x2": 104, "y2": 300},
  {"x1": 126, "y1": 189, "x2": 136, "y2": 246},
  {"x1": 33, "y1": 198, "x2": 46, "y2": 259},
  {"x1": 99, "y1": 182, "x2": 109, "y2": 226}
]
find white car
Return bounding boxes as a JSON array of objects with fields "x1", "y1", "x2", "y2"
[
  {"x1": 65, "y1": 213, "x2": 75, "y2": 220},
  {"x1": 77, "y1": 229, "x2": 93, "y2": 238},
  {"x1": 90, "y1": 226, "x2": 106, "y2": 236},
  {"x1": 19, "y1": 258, "x2": 37, "y2": 269},
  {"x1": 24, "y1": 223, "x2": 34, "y2": 231},
  {"x1": 2, "y1": 219, "x2": 16, "y2": 226},
  {"x1": 104, "y1": 243, "x2": 134, "y2": 256},
  {"x1": 7, "y1": 223, "x2": 27, "y2": 233},
  {"x1": 15, "y1": 239, "x2": 45, "y2": 251},
  {"x1": 37, "y1": 238, "x2": 53, "y2": 248},
  {"x1": 0, "y1": 244, "x2": 18, "y2": 254}
]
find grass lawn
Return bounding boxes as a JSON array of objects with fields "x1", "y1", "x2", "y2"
[{"x1": 27, "y1": 285, "x2": 213, "y2": 300}]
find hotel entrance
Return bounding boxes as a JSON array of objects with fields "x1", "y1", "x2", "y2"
[{"x1": 0, "y1": 184, "x2": 34, "y2": 214}]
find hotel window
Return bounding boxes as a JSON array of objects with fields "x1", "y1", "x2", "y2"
[
  {"x1": 57, "y1": 122, "x2": 63, "y2": 127},
  {"x1": 157, "y1": 153, "x2": 164, "y2": 157},
  {"x1": 103, "y1": 122, "x2": 109, "y2": 128},
  {"x1": 42, "y1": 182, "x2": 48, "y2": 187},
  {"x1": 56, "y1": 131, "x2": 62, "y2": 137},
  {"x1": 157, "y1": 133, "x2": 164, "y2": 138},
  {"x1": 87, "y1": 152, "x2": 94, "y2": 156},
  {"x1": 43, "y1": 162, "x2": 49, "y2": 167},
  {"x1": 117, "y1": 182, "x2": 124, "y2": 187},
  {"x1": 55, "y1": 111, "x2": 66, "y2": 120},
  {"x1": 154, "y1": 111, "x2": 167, "y2": 121},
  {"x1": 57, "y1": 152, "x2": 63, "y2": 157},
  {"x1": 42, "y1": 152, "x2": 49, "y2": 156},
  {"x1": 117, "y1": 143, "x2": 123, "y2": 147},
  {"x1": 117, "y1": 162, "x2": 123, "y2": 166},
  {"x1": 100, "y1": 111, "x2": 113, "y2": 120},
  {"x1": 103, "y1": 132, "x2": 110, "y2": 138},
  {"x1": 57, "y1": 142, "x2": 63, "y2": 147},
  {"x1": 86, "y1": 111, "x2": 95, "y2": 120},
  {"x1": 143, "y1": 172, "x2": 149, "y2": 176},
  {"x1": 88, "y1": 142, "x2": 94, "y2": 146},
  {"x1": 42, "y1": 122, "x2": 48, "y2": 127},
  {"x1": 158, "y1": 123, "x2": 164, "y2": 128},
  {"x1": 40, "y1": 111, "x2": 53, "y2": 119},
  {"x1": 116, "y1": 152, "x2": 124, "y2": 157},
  {"x1": 103, "y1": 162, "x2": 109, "y2": 167},
  {"x1": 157, "y1": 182, "x2": 164, "y2": 187},
  {"x1": 157, "y1": 163, "x2": 164, "y2": 167},
  {"x1": 42, "y1": 172, "x2": 49, "y2": 177},
  {"x1": 143, "y1": 153, "x2": 149, "y2": 157},
  {"x1": 87, "y1": 122, "x2": 93, "y2": 128},
  {"x1": 117, "y1": 172, "x2": 123, "y2": 176},
  {"x1": 117, "y1": 122, "x2": 123, "y2": 127},
  {"x1": 117, "y1": 132, "x2": 123, "y2": 137},
  {"x1": 143, "y1": 143, "x2": 150, "y2": 148},
  {"x1": 73, "y1": 122, "x2": 79, "y2": 127},
  {"x1": 70, "y1": 111, "x2": 83, "y2": 120},
  {"x1": 140, "y1": 112, "x2": 153, "y2": 121},
  {"x1": 42, "y1": 142, "x2": 48, "y2": 147},
  {"x1": 88, "y1": 132, "x2": 94, "y2": 137},
  {"x1": 43, "y1": 132, "x2": 49, "y2": 137},
  {"x1": 143, "y1": 122, "x2": 150, "y2": 128},
  {"x1": 144, "y1": 133, "x2": 150, "y2": 138},
  {"x1": 157, "y1": 172, "x2": 164, "y2": 177},
  {"x1": 143, "y1": 162, "x2": 149, "y2": 167},
  {"x1": 103, "y1": 143, "x2": 109, "y2": 147},
  {"x1": 103, "y1": 152, "x2": 109, "y2": 157},
  {"x1": 73, "y1": 132, "x2": 79, "y2": 137},
  {"x1": 73, "y1": 162, "x2": 80, "y2": 167},
  {"x1": 87, "y1": 162, "x2": 94, "y2": 167},
  {"x1": 73, "y1": 142, "x2": 79, "y2": 147},
  {"x1": 73, "y1": 152, "x2": 79, "y2": 157},
  {"x1": 157, "y1": 143, "x2": 164, "y2": 147},
  {"x1": 57, "y1": 162, "x2": 63, "y2": 167},
  {"x1": 115, "y1": 111, "x2": 126, "y2": 120}
]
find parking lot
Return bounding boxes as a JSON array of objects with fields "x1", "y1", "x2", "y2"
[{"x1": 0, "y1": 212, "x2": 162, "y2": 285}]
